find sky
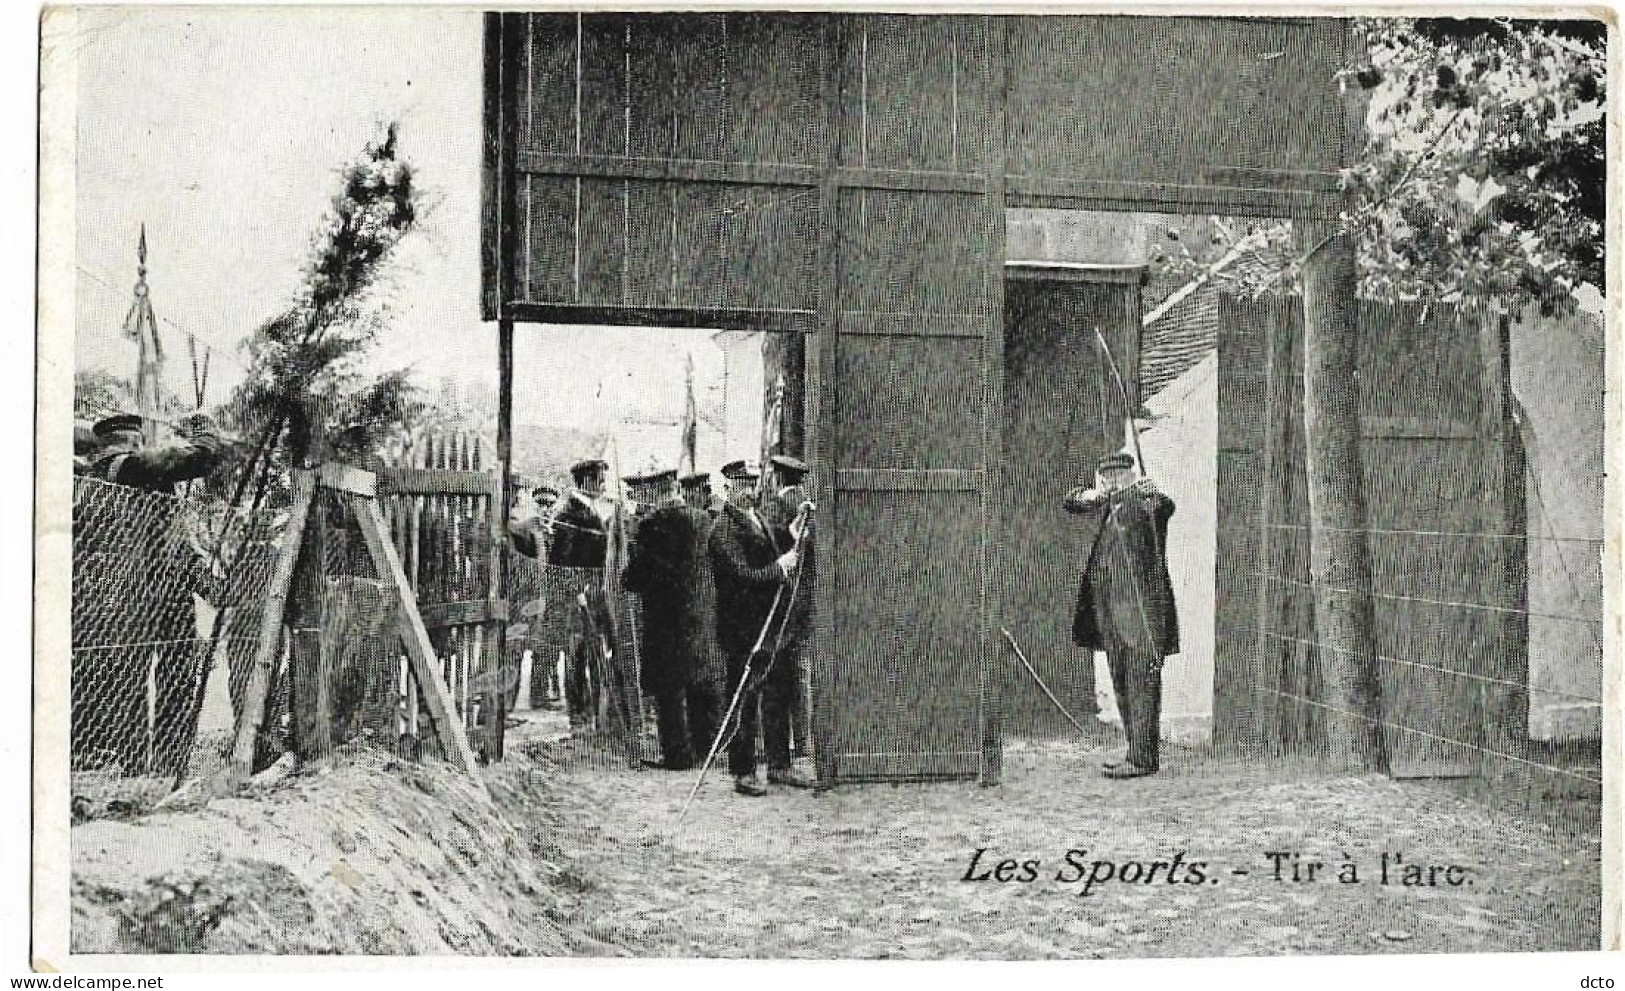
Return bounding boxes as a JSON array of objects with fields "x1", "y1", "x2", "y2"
[{"x1": 70, "y1": 6, "x2": 742, "y2": 434}]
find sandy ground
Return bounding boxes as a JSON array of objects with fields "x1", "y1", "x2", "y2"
[
  {"x1": 71, "y1": 746, "x2": 619, "y2": 956},
  {"x1": 524, "y1": 717, "x2": 1602, "y2": 959},
  {"x1": 69, "y1": 708, "x2": 1600, "y2": 959}
]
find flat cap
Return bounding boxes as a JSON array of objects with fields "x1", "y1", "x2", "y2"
[
  {"x1": 570, "y1": 458, "x2": 609, "y2": 481},
  {"x1": 719, "y1": 459, "x2": 761, "y2": 480},
  {"x1": 92, "y1": 413, "x2": 144, "y2": 439},
  {"x1": 1097, "y1": 451, "x2": 1136, "y2": 472},
  {"x1": 679, "y1": 471, "x2": 710, "y2": 489},
  {"x1": 769, "y1": 454, "x2": 809, "y2": 478}
]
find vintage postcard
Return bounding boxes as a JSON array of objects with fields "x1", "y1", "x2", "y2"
[{"x1": 31, "y1": 2, "x2": 1618, "y2": 977}]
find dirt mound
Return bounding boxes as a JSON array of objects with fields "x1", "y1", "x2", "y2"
[{"x1": 71, "y1": 746, "x2": 624, "y2": 956}]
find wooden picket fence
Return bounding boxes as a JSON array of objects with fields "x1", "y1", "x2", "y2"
[{"x1": 376, "y1": 430, "x2": 510, "y2": 761}]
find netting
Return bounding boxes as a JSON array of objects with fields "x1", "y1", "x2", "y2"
[
  {"x1": 1243, "y1": 521, "x2": 1605, "y2": 826},
  {"x1": 71, "y1": 475, "x2": 282, "y2": 805}
]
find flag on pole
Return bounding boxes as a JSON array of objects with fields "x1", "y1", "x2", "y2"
[
  {"x1": 123, "y1": 224, "x2": 164, "y2": 444},
  {"x1": 680, "y1": 351, "x2": 698, "y2": 475},
  {"x1": 759, "y1": 373, "x2": 785, "y2": 499}
]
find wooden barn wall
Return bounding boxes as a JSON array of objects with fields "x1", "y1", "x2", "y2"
[
  {"x1": 824, "y1": 15, "x2": 1000, "y2": 781},
  {"x1": 999, "y1": 275, "x2": 1139, "y2": 737},
  {"x1": 483, "y1": 12, "x2": 1356, "y2": 780},
  {"x1": 1215, "y1": 297, "x2": 1515, "y2": 774},
  {"x1": 509, "y1": 13, "x2": 826, "y2": 320},
  {"x1": 1002, "y1": 16, "x2": 1350, "y2": 216}
]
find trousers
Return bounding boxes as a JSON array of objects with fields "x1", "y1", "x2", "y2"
[
  {"x1": 725, "y1": 646, "x2": 798, "y2": 778},
  {"x1": 651, "y1": 676, "x2": 721, "y2": 770},
  {"x1": 1105, "y1": 645, "x2": 1164, "y2": 771}
]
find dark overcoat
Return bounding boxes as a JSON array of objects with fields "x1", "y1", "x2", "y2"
[
  {"x1": 1066, "y1": 483, "x2": 1179, "y2": 657},
  {"x1": 759, "y1": 486, "x2": 814, "y2": 641},
  {"x1": 622, "y1": 502, "x2": 719, "y2": 692},
  {"x1": 708, "y1": 501, "x2": 786, "y2": 660},
  {"x1": 550, "y1": 492, "x2": 608, "y2": 569}
]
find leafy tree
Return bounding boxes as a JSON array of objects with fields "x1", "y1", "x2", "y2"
[
  {"x1": 217, "y1": 122, "x2": 420, "y2": 516},
  {"x1": 1164, "y1": 17, "x2": 1605, "y2": 316},
  {"x1": 73, "y1": 368, "x2": 134, "y2": 421}
]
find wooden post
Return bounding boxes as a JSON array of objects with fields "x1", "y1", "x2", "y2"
[
  {"x1": 1297, "y1": 219, "x2": 1385, "y2": 772},
  {"x1": 490, "y1": 11, "x2": 521, "y2": 762},
  {"x1": 1478, "y1": 309, "x2": 1527, "y2": 761},
  {"x1": 289, "y1": 481, "x2": 333, "y2": 766},
  {"x1": 978, "y1": 14, "x2": 1008, "y2": 787},
  {"x1": 1251, "y1": 304, "x2": 1284, "y2": 757},
  {"x1": 494, "y1": 318, "x2": 514, "y2": 762},
  {"x1": 353, "y1": 491, "x2": 486, "y2": 782},
  {"x1": 222, "y1": 470, "x2": 316, "y2": 787}
]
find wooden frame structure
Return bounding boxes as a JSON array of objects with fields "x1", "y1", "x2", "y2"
[
  {"x1": 225, "y1": 465, "x2": 486, "y2": 791},
  {"x1": 481, "y1": 13, "x2": 1359, "y2": 784}
]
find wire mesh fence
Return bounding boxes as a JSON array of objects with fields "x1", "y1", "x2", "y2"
[
  {"x1": 1238, "y1": 518, "x2": 1604, "y2": 839},
  {"x1": 70, "y1": 475, "x2": 282, "y2": 808}
]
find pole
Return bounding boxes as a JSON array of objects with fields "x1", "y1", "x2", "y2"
[
  {"x1": 1000, "y1": 628, "x2": 1093, "y2": 736},
  {"x1": 495, "y1": 315, "x2": 514, "y2": 761},
  {"x1": 1298, "y1": 217, "x2": 1385, "y2": 772}
]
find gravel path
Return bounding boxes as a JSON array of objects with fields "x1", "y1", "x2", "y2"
[{"x1": 516, "y1": 722, "x2": 1601, "y2": 959}]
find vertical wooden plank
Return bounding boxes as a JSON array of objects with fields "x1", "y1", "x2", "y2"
[
  {"x1": 225, "y1": 471, "x2": 317, "y2": 784},
  {"x1": 480, "y1": 12, "x2": 506, "y2": 320},
  {"x1": 290, "y1": 491, "x2": 333, "y2": 765},
  {"x1": 809, "y1": 13, "x2": 844, "y2": 786},
  {"x1": 1477, "y1": 307, "x2": 1524, "y2": 760},
  {"x1": 1250, "y1": 301, "x2": 1285, "y2": 758},
  {"x1": 978, "y1": 13, "x2": 1006, "y2": 786},
  {"x1": 355, "y1": 497, "x2": 485, "y2": 778}
]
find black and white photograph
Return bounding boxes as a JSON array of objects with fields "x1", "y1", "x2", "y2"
[{"x1": 29, "y1": 3, "x2": 1616, "y2": 973}]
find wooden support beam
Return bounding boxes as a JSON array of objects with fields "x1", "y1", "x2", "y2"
[
  {"x1": 1298, "y1": 218, "x2": 1385, "y2": 772},
  {"x1": 290, "y1": 492, "x2": 332, "y2": 766},
  {"x1": 222, "y1": 470, "x2": 316, "y2": 787},
  {"x1": 317, "y1": 462, "x2": 377, "y2": 497},
  {"x1": 354, "y1": 493, "x2": 486, "y2": 781}
]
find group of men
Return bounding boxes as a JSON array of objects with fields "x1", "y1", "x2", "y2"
[
  {"x1": 510, "y1": 453, "x2": 816, "y2": 797},
  {"x1": 72, "y1": 411, "x2": 229, "y2": 776},
  {"x1": 69, "y1": 400, "x2": 1180, "y2": 788}
]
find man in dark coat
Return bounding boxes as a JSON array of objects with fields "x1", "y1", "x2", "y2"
[
  {"x1": 549, "y1": 458, "x2": 614, "y2": 730},
  {"x1": 1065, "y1": 450, "x2": 1178, "y2": 779},
  {"x1": 709, "y1": 459, "x2": 799, "y2": 796},
  {"x1": 73, "y1": 412, "x2": 227, "y2": 776},
  {"x1": 760, "y1": 454, "x2": 816, "y2": 763},
  {"x1": 621, "y1": 469, "x2": 721, "y2": 769}
]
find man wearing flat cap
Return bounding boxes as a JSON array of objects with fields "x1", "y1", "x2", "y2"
[
  {"x1": 72, "y1": 411, "x2": 228, "y2": 777},
  {"x1": 80, "y1": 412, "x2": 225, "y2": 493},
  {"x1": 550, "y1": 457, "x2": 614, "y2": 731},
  {"x1": 552, "y1": 459, "x2": 611, "y2": 569},
  {"x1": 679, "y1": 472, "x2": 716, "y2": 519},
  {"x1": 761, "y1": 454, "x2": 817, "y2": 766},
  {"x1": 622, "y1": 469, "x2": 721, "y2": 769},
  {"x1": 1064, "y1": 449, "x2": 1178, "y2": 779},
  {"x1": 709, "y1": 459, "x2": 802, "y2": 796}
]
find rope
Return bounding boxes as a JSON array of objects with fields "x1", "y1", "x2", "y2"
[
  {"x1": 1254, "y1": 685, "x2": 1603, "y2": 786},
  {"x1": 1256, "y1": 573, "x2": 1603, "y2": 627},
  {"x1": 1263, "y1": 522, "x2": 1602, "y2": 544},
  {"x1": 1258, "y1": 630, "x2": 1604, "y2": 705}
]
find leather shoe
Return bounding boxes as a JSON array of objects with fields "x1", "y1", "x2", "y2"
[
  {"x1": 768, "y1": 768, "x2": 815, "y2": 789},
  {"x1": 734, "y1": 775, "x2": 768, "y2": 797},
  {"x1": 1102, "y1": 754, "x2": 1128, "y2": 770},
  {"x1": 1103, "y1": 762, "x2": 1156, "y2": 779}
]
